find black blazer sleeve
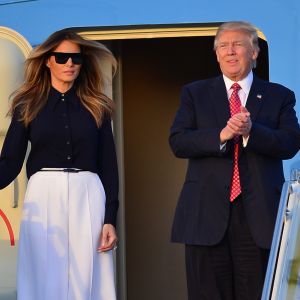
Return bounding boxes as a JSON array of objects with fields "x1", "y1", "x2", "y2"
[
  {"x1": 169, "y1": 81, "x2": 228, "y2": 159},
  {"x1": 0, "y1": 110, "x2": 28, "y2": 189},
  {"x1": 97, "y1": 117, "x2": 119, "y2": 227},
  {"x1": 247, "y1": 86, "x2": 300, "y2": 159}
]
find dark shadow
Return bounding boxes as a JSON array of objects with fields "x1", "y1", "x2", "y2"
[{"x1": 115, "y1": 35, "x2": 269, "y2": 300}]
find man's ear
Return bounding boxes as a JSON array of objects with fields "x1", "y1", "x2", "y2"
[
  {"x1": 215, "y1": 51, "x2": 220, "y2": 63},
  {"x1": 252, "y1": 49, "x2": 258, "y2": 61}
]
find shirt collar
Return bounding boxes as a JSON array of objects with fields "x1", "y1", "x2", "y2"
[
  {"x1": 48, "y1": 86, "x2": 79, "y2": 111},
  {"x1": 223, "y1": 71, "x2": 253, "y2": 95}
]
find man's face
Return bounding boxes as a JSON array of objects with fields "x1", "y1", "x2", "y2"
[{"x1": 215, "y1": 30, "x2": 258, "y2": 81}]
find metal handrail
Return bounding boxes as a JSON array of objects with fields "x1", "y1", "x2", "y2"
[
  {"x1": 261, "y1": 181, "x2": 291, "y2": 299},
  {"x1": 262, "y1": 168, "x2": 300, "y2": 299}
]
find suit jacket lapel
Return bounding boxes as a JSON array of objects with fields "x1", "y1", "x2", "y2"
[
  {"x1": 209, "y1": 75, "x2": 231, "y2": 127},
  {"x1": 208, "y1": 75, "x2": 266, "y2": 153},
  {"x1": 246, "y1": 75, "x2": 266, "y2": 122}
]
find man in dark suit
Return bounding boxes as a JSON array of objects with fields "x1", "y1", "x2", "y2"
[{"x1": 169, "y1": 21, "x2": 300, "y2": 300}]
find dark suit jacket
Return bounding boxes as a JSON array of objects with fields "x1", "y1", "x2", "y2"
[{"x1": 169, "y1": 75, "x2": 300, "y2": 249}]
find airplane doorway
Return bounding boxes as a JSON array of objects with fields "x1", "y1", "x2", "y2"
[
  {"x1": 117, "y1": 36, "x2": 268, "y2": 300},
  {"x1": 0, "y1": 25, "x2": 269, "y2": 300}
]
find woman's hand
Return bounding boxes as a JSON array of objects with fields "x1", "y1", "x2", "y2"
[{"x1": 97, "y1": 224, "x2": 118, "y2": 252}]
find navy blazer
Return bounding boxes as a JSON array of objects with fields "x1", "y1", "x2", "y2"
[{"x1": 169, "y1": 75, "x2": 300, "y2": 249}]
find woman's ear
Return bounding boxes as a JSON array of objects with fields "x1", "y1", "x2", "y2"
[{"x1": 46, "y1": 58, "x2": 50, "y2": 68}]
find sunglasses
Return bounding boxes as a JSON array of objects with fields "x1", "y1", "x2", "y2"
[{"x1": 49, "y1": 52, "x2": 83, "y2": 65}]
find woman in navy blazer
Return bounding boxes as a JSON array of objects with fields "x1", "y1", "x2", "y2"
[{"x1": 170, "y1": 21, "x2": 300, "y2": 300}]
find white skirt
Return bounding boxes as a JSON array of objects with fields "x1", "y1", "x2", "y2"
[{"x1": 17, "y1": 170, "x2": 116, "y2": 300}]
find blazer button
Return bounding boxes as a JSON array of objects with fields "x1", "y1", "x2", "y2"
[{"x1": 67, "y1": 155, "x2": 71, "y2": 160}]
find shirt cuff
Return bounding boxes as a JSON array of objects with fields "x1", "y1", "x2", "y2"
[
  {"x1": 220, "y1": 142, "x2": 227, "y2": 152},
  {"x1": 242, "y1": 135, "x2": 250, "y2": 147}
]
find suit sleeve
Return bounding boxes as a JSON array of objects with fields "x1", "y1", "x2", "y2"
[
  {"x1": 169, "y1": 86, "x2": 227, "y2": 159},
  {"x1": 98, "y1": 117, "x2": 119, "y2": 227},
  {"x1": 247, "y1": 90, "x2": 300, "y2": 159},
  {"x1": 0, "y1": 110, "x2": 28, "y2": 189}
]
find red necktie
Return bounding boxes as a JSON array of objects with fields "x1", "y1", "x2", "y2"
[{"x1": 229, "y1": 83, "x2": 242, "y2": 201}]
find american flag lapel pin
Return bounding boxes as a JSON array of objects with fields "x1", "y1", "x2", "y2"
[{"x1": 257, "y1": 94, "x2": 262, "y2": 99}]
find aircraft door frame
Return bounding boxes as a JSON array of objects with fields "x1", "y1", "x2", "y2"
[
  {"x1": 0, "y1": 24, "x2": 268, "y2": 300},
  {"x1": 0, "y1": 26, "x2": 31, "y2": 300}
]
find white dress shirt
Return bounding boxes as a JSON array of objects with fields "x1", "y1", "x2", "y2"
[
  {"x1": 221, "y1": 71, "x2": 253, "y2": 148},
  {"x1": 223, "y1": 71, "x2": 253, "y2": 107}
]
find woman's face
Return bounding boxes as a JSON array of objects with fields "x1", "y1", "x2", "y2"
[{"x1": 46, "y1": 40, "x2": 82, "y2": 91}]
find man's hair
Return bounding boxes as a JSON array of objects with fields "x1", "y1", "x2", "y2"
[{"x1": 214, "y1": 21, "x2": 260, "y2": 52}]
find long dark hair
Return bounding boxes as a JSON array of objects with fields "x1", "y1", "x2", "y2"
[{"x1": 10, "y1": 29, "x2": 117, "y2": 127}]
